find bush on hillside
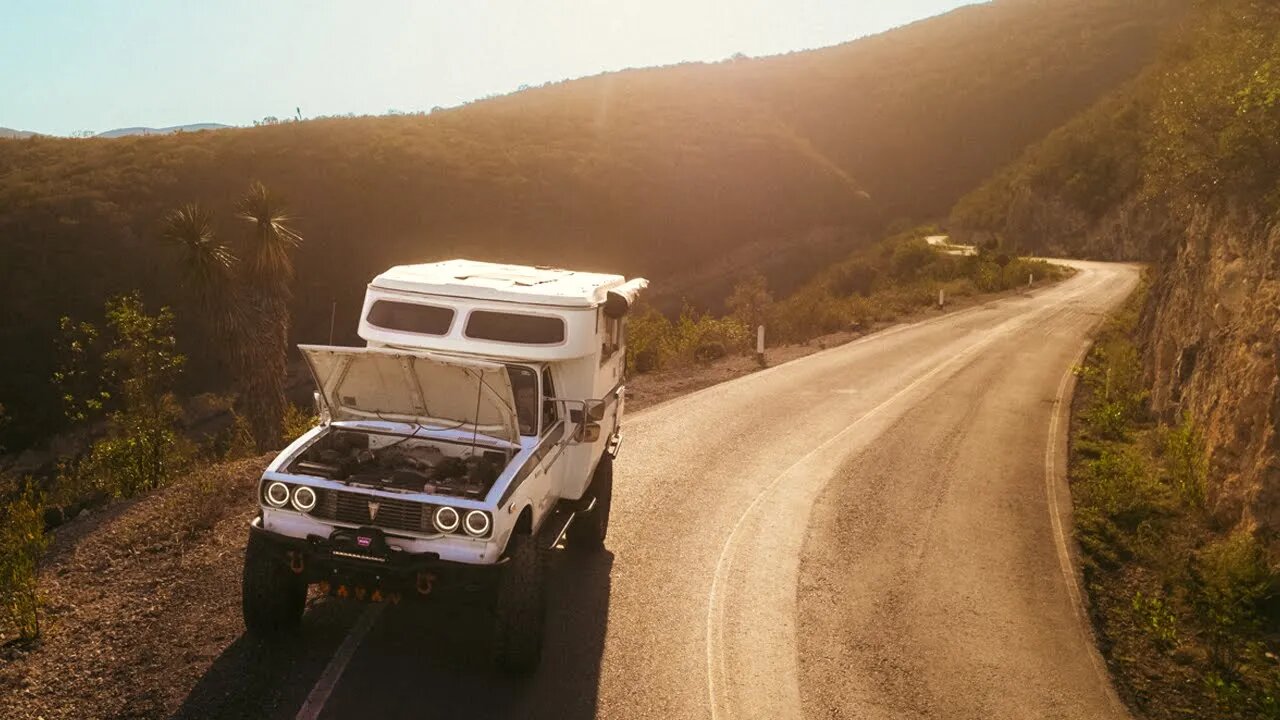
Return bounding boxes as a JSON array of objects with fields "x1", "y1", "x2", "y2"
[{"x1": 0, "y1": 483, "x2": 48, "y2": 642}]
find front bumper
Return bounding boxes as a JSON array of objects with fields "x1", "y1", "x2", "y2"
[{"x1": 249, "y1": 517, "x2": 502, "y2": 601}]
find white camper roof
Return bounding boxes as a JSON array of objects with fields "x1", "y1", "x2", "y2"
[{"x1": 370, "y1": 259, "x2": 630, "y2": 309}]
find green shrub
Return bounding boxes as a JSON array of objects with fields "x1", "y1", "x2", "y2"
[
  {"x1": 55, "y1": 293, "x2": 192, "y2": 499},
  {"x1": 1131, "y1": 590, "x2": 1179, "y2": 649},
  {"x1": 889, "y1": 239, "x2": 938, "y2": 280},
  {"x1": 1080, "y1": 446, "x2": 1163, "y2": 527},
  {"x1": 1160, "y1": 416, "x2": 1207, "y2": 507},
  {"x1": 1196, "y1": 531, "x2": 1276, "y2": 642},
  {"x1": 828, "y1": 261, "x2": 877, "y2": 297},
  {"x1": 281, "y1": 403, "x2": 318, "y2": 443},
  {"x1": 0, "y1": 483, "x2": 49, "y2": 642},
  {"x1": 725, "y1": 272, "x2": 773, "y2": 331},
  {"x1": 626, "y1": 304, "x2": 675, "y2": 373},
  {"x1": 80, "y1": 398, "x2": 192, "y2": 498},
  {"x1": 1085, "y1": 399, "x2": 1132, "y2": 440}
]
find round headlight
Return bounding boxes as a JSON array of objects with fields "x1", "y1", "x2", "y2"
[
  {"x1": 265, "y1": 481, "x2": 290, "y2": 508},
  {"x1": 464, "y1": 510, "x2": 491, "y2": 538},
  {"x1": 292, "y1": 485, "x2": 317, "y2": 512},
  {"x1": 433, "y1": 506, "x2": 460, "y2": 533}
]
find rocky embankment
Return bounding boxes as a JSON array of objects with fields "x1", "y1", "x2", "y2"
[{"x1": 1140, "y1": 205, "x2": 1280, "y2": 538}]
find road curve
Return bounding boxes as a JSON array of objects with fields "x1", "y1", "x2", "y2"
[{"x1": 226, "y1": 261, "x2": 1139, "y2": 720}]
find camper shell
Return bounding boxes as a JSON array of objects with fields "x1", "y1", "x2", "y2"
[{"x1": 242, "y1": 259, "x2": 646, "y2": 673}]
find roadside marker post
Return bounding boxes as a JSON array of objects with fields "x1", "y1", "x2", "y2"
[
  {"x1": 756, "y1": 325, "x2": 766, "y2": 367},
  {"x1": 938, "y1": 288, "x2": 945, "y2": 309}
]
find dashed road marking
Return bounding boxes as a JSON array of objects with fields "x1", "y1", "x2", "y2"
[{"x1": 295, "y1": 604, "x2": 384, "y2": 720}]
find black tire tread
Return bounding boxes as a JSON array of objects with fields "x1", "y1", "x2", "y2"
[
  {"x1": 241, "y1": 532, "x2": 306, "y2": 637},
  {"x1": 492, "y1": 531, "x2": 546, "y2": 673},
  {"x1": 566, "y1": 454, "x2": 613, "y2": 551}
]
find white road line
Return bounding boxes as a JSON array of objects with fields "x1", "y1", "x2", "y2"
[
  {"x1": 703, "y1": 292, "x2": 1064, "y2": 720},
  {"x1": 295, "y1": 604, "x2": 385, "y2": 720},
  {"x1": 1043, "y1": 339, "x2": 1130, "y2": 717}
]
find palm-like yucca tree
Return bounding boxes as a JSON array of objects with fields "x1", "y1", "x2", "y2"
[
  {"x1": 237, "y1": 181, "x2": 303, "y2": 283},
  {"x1": 235, "y1": 181, "x2": 303, "y2": 450},
  {"x1": 160, "y1": 203, "x2": 241, "y2": 338}
]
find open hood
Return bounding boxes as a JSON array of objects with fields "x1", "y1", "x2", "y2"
[{"x1": 299, "y1": 344, "x2": 518, "y2": 445}]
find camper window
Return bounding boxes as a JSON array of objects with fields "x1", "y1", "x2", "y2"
[
  {"x1": 465, "y1": 310, "x2": 566, "y2": 345},
  {"x1": 601, "y1": 315, "x2": 622, "y2": 363},
  {"x1": 366, "y1": 300, "x2": 454, "y2": 336}
]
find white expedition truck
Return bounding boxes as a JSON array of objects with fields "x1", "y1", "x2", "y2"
[{"x1": 241, "y1": 259, "x2": 646, "y2": 672}]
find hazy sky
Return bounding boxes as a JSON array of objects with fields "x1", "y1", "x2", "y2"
[{"x1": 2, "y1": 0, "x2": 980, "y2": 136}]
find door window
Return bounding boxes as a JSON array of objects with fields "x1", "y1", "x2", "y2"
[{"x1": 541, "y1": 368, "x2": 559, "y2": 434}]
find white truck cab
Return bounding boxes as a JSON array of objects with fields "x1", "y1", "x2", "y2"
[{"x1": 241, "y1": 259, "x2": 646, "y2": 673}]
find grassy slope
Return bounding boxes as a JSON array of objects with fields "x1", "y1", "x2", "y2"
[{"x1": 1070, "y1": 284, "x2": 1280, "y2": 719}]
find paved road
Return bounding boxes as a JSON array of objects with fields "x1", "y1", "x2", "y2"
[{"x1": 186, "y1": 260, "x2": 1139, "y2": 720}]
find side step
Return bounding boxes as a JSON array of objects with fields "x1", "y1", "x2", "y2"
[{"x1": 538, "y1": 497, "x2": 598, "y2": 551}]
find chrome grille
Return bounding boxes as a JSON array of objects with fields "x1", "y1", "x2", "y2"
[{"x1": 310, "y1": 489, "x2": 430, "y2": 534}]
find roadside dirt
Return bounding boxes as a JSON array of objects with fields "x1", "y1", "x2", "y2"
[
  {"x1": 0, "y1": 457, "x2": 269, "y2": 720},
  {"x1": 0, "y1": 278, "x2": 1066, "y2": 719}
]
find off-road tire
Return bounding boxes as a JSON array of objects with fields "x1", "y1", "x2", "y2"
[
  {"x1": 242, "y1": 532, "x2": 306, "y2": 637},
  {"x1": 566, "y1": 454, "x2": 612, "y2": 551},
  {"x1": 493, "y1": 531, "x2": 546, "y2": 674}
]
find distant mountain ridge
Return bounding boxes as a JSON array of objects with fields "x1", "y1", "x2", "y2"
[
  {"x1": 95, "y1": 123, "x2": 231, "y2": 138},
  {"x1": 0, "y1": 124, "x2": 230, "y2": 139}
]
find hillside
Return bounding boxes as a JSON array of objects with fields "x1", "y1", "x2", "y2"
[
  {"x1": 948, "y1": 2, "x2": 1280, "y2": 714},
  {"x1": 0, "y1": 0, "x2": 1189, "y2": 452}
]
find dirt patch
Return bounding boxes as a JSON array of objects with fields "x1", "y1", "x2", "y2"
[{"x1": 0, "y1": 456, "x2": 269, "y2": 720}]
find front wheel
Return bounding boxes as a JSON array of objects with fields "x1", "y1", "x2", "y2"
[
  {"x1": 566, "y1": 455, "x2": 612, "y2": 551},
  {"x1": 493, "y1": 531, "x2": 546, "y2": 674},
  {"x1": 242, "y1": 532, "x2": 306, "y2": 637}
]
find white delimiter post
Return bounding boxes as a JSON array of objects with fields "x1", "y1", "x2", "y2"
[
  {"x1": 756, "y1": 325, "x2": 766, "y2": 363},
  {"x1": 938, "y1": 288, "x2": 945, "y2": 309}
]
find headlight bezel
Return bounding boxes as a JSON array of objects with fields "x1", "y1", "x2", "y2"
[
  {"x1": 432, "y1": 505, "x2": 461, "y2": 533},
  {"x1": 463, "y1": 509, "x2": 492, "y2": 538},
  {"x1": 264, "y1": 481, "x2": 291, "y2": 508},
  {"x1": 291, "y1": 485, "x2": 318, "y2": 512}
]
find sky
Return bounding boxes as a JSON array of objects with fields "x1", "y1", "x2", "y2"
[{"x1": 1, "y1": 0, "x2": 980, "y2": 136}]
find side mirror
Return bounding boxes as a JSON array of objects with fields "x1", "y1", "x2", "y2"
[
  {"x1": 574, "y1": 422, "x2": 602, "y2": 444},
  {"x1": 568, "y1": 399, "x2": 608, "y2": 424}
]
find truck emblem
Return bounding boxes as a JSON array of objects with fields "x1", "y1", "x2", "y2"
[{"x1": 368, "y1": 501, "x2": 380, "y2": 519}]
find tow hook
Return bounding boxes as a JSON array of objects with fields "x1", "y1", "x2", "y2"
[
  {"x1": 416, "y1": 571, "x2": 436, "y2": 596},
  {"x1": 287, "y1": 551, "x2": 305, "y2": 574}
]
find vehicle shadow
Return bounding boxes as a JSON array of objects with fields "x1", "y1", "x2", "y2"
[
  {"x1": 316, "y1": 548, "x2": 614, "y2": 720},
  {"x1": 172, "y1": 549, "x2": 613, "y2": 720},
  {"x1": 170, "y1": 598, "x2": 366, "y2": 720}
]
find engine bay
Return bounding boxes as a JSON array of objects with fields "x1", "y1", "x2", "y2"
[{"x1": 288, "y1": 429, "x2": 508, "y2": 499}]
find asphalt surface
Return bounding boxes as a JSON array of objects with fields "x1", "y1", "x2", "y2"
[{"x1": 181, "y1": 260, "x2": 1140, "y2": 720}]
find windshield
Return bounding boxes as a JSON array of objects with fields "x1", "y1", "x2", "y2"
[{"x1": 507, "y1": 364, "x2": 538, "y2": 436}]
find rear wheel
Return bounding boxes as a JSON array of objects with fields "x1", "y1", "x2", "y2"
[
  {"x1": 566, "y1": 455, "x2": 612, "y2": 551},
  {"x1": 493, "y1": 531, "x2": 546, "y2": 674},
  {"x1": 242, "y1": 532, "x2": 306, "y2": 637}
]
